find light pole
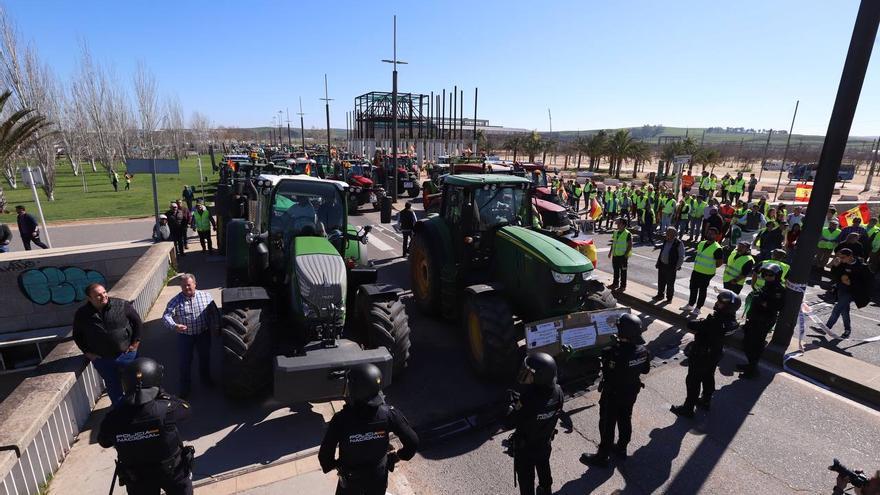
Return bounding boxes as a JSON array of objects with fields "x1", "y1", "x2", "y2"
[
  {"x1": 772, "y1": 0, "x2": 880, "y2": 347},
  {"x1": 320, "y1": 74, "x2": 333, "y2": 159},
  {"x1": 298, "y1": 97, "x2": 306, "y2": 151},
  {"x1": 773, "y1": 100, "x2": 799, "y2": 202},
  {"x1": 382, "y1": 14, "x2": 408, "y2": 203},
  {"x1": 278, "y1": 110, "x2": 283, "y2": 147},
  {"x1": 286, "y1": 108, "x2": 292, "y2": 147}
]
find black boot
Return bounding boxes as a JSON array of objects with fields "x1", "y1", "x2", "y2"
[
  {"x1": 696, "y1": 396, "x2": 711, "y2": 411},
  {"x1": 670, "y1": 404, "x2": 694, "y2": 418},
  {"x1": 580, "y1": 451, "x2": 610, "y2": 467},
  {"x1": 613, "y1": 443, "x2": 628, "y2": 460}
]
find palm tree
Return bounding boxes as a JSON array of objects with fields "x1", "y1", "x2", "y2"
[
  {"x1": 606, "y1": 129, "x2": 639, "y2": 178},
  {"x1": 630, "y1": 141, "x2": 651, "y2": 178},
  {"x1": 585, "y1": 131, "x2": 608, "y2": 171},
  {"x1": 522, "y1": 131, "x2": 543, "y2": 163},
  {"x1": 0, "y1": 90, "x2": 53, "y2": 212},
  {"x1": 694, "y1": 147, "x2": 721, "y2": 173},
  {"x1": 503, "y1": 136, "x2": 521, "y2": 162},
  {"x1": 574, "y1": 136, "x2": 588, "y2": 169}
]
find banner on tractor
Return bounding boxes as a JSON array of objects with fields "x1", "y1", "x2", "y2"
[
  {"x1": 525, "y1": 307, "x2": 631, "y2": 356},
  {"x1": 838, "y1": 203, "x2": 870, "y2": 228},
  {"x1": 794, "y1": 184, "x2": 812, "y2": 202}
]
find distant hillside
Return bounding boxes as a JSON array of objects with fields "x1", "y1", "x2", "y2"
[{"x1": 550, "y1": 126, "x2": 876, "y2": 147}]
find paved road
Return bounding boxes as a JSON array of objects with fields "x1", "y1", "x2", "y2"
[
  {"x1": 40, "y1": 199, "x2": 880, "y2": 495},
  {"x1": 580, "y1": 227, "x2": 880, "y2": 368},
  {"x1": 3, "y1": 216, "x2": 155, "y2": 251}
]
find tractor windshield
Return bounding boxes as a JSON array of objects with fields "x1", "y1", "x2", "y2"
[
  {"x1": 271, "y1": 180, "x2": 345, "y2": 238},
  {"x1": 473, "y1": 186, "x2": 527, "y2": 230},
  {"x1": 530, "y1": 170, "x2": 548, "y2": 187}
]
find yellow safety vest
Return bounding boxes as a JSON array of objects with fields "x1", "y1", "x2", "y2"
[
  {"x1": 723, "y1": 252, "x2": 753, "y2": 283},
  {"x1": 817, "y1": 228, "x2": 840, "y2": 250},
  {"x1": 754, "y1": 260, "x2": 790, "y2": 290},
  {"x1": 694, "y1": 240, "x2": 721, "y2": 275},
  {"x1": 612, "y1": 229, "x2": 631, "y2": 257}
]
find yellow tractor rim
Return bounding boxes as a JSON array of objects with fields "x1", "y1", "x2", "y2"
[
  {"x1": 468, "y1": 311, "x2": 484, "y2": 365},
  {"x1": 412, "y1": 249, "x2": 430, "y2": 300}
]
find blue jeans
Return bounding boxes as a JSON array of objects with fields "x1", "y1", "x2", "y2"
[
  {"x1": 178, "y1": 331, "x2": 212, "y2": 393},
  {"x1": 825, "y1": 290, "x2": 853, "y2": 335},
  {"x1": 689, "y1": 218, "x2": 703, "y2": 239},
  {"x1": 0, "y1": 244, "x2": 8, "y2": 253},
  {"x1": 93, "y1": 350, "x2": 138, "y2": 407}
]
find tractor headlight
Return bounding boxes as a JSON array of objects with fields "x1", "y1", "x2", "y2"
[
  {"x1": 581, "y1": 270, "x2": 594, "y2": 280},
  {"x1": 552, "y1": 271, "x2": 575, "y2": 284}
]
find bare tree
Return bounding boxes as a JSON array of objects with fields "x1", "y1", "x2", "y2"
[
  {"x1": 73, "y1": 43, "x2": 125, "y2": 175},
  {"x1": 0, "y1": 7, "x2": 59, "y2": 199},
  {"x1": 164, "y1": 94, "x2": 184, "y2": 159},
  {"x1": 133, "y1": 61, "x2": 161, "y2": 157},
  {"x1": 189, "y1": 111, "x2": 211, "y2": 154}
]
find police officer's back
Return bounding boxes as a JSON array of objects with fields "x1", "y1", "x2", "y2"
[
  {"x1": 98, "y1": 358, "x2": 194, "y2": 495},
  {"x1": 581, "y1": 314, "x2": 650, "y2": 467},
  {"x1": 671, "y1": 290, "x2": 740, "y2": 418},
  {"x1": 505, "y1": 352, "x2": 564, "y2": 495},
  {"x1": 738, "y1": 263, "x2": 786, "y2": 379},
  {"x1": 319, "y1": 363, "x2": 418, "y2": 495}
]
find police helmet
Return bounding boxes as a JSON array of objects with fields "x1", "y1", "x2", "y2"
[
  {"x1": 345, "y1": 363, "x2": 384, "y2": 402},
  {"x1": 518, "y1": 352, "x2": 557, "y2": 386},
  {"x1": 761, "y1": 263, "x2": 783, "y2": 278},
  {"x1": 715, "y1": 290, "x2": 742, "y2": 315},
  {"x1": 616, "y1": 313, "x2": 645, "y2": 344},
  {"x1": 121, "y1": 358, "x2": 164, "y2": 405}
]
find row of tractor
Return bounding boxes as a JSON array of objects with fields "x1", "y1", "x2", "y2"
[{"x1": 212, "y1": 151, "x2": 619, "y2": 405}]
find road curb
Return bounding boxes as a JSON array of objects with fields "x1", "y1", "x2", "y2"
[{"x1": 611, "y1": 278, "x2": 880, "y2": 409}]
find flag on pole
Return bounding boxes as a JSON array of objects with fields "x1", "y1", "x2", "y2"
[
  {"x1": 794, "y1": 184, "x2": 812, "y2": 202},
  {"x1": 837, "y1": 203, "x2": 870, "y2": 227},
  {"x1": 589, "y1": 198, "x2": 603, "y2": 220}
]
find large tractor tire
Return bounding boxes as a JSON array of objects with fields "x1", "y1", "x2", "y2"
[
  {"x1": 220, "y1": 307, "x2": 275, "y2": 399},
  {"x1": 361, "y1": 297, "x2": 411, "y2": 373},
  {"x1": 463, "y1": 293, "x2": 519, "y2": 380},
  {"x1": 407, "y1": 183, "x2": 421, "y2": 198},
  {"x1": 409, "y1": 234, "x2": 440, "y2": 315}
]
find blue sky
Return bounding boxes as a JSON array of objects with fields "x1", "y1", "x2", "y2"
[{"x1": 5, "y1": 0, "x2": 879, "y2": 135}]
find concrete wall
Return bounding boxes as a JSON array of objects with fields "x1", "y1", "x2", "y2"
[
  {"x1": 0, "y1": 243, "x2": 152, "y2": 335},
  {"x1": 0, "y1": 242, "x2": 173, "y2": 495}
]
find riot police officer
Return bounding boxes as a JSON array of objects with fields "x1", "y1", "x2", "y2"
[
  {"x1": 318, "y1": 364, "x2": 419, "y2": 495},
  {"x1": 98, "y1": 358, "x2": 194, "y2": 495},
  {"x1": 505, "y1": 352, "x2": 564, "y2": 495},
  {"x1": 738, "y1": 263, "x2": 786, "y2": 379},
  {"x1": 581, "y1": 313, "x2": 651, "y2": 467},
  {"x1": 671, "y1": 290, "x2": 740, "y2": 418}
]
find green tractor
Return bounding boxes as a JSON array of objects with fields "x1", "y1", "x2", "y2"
[
  {"x1": 409, "y1": 174, "x2": 617, "y2": 379},
  {"x1": 221, "y1": 173, "x2": 411, "y2": 402}
]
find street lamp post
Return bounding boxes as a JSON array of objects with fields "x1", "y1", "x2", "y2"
[
  {"x1": 298, "y1": 97, "x2": 306, "y2": 151},
  {"x1": 320, "y1": 74, "x2": 333, "y2": 160},
  {"x1": 772, "y1": 0, "x2": 880, "y2": 347},
  {"x1": 382, "y1": 14, "x2": 408, "y2": 203}
]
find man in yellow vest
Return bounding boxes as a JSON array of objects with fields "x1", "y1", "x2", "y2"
[
  {"x1": 191, "y1": 200, "x2": 217, "y2": 254},
  {"x1": 608, "y1": 218, "x2": 633, "y2": 291},
  {"x1": 730, "y1": 172, "x2": 745, "y2": 203},
  {"x1": 659, "y1": 192, "x2": 677, "y2": 233},
  {"x1": 572, "y1": 182, "x2": 584, "y2": 213},
  {"x1": 722, "y1": 241, "x2": 755, "y2": 295},
  {"x1": 814, "y1": 219, "x2": 841, "y2": 270},
  {"x1": 688, "y1": 196, "x2": 707, "y2": 243},
  {"x1": 681, "y1": 227, "x2": 724, "y2": 317},
  {"x1": 866, "y1": 217, "x2": 880, "y2": 273}
]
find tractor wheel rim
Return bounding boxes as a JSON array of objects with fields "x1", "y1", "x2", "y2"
[
  {"x1": 413, "y1": 251, "x2": 429, "y2": 299},
  {"x1": 468, "y1": 312, "x2": 484, "y2": 365}
]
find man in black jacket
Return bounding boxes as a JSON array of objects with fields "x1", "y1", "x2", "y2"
[
  {"x1": 98, "y1": 358, "x2": 193, "y2": 495},
  {"x1": 506, "y1": 352, "x2": 564, "y2": 495},
  {"x1": 319, "y1": 364, "x2": 419, "y2": 495},
  {"x1": 825, "y1": 248, "x2": 872, "y2": 339},
  {"x1": 671, "y1": 290, "x2": 740, "y2": 417},
  {"x1": 397, "y1": 201, "x2": 418, "y2": 257},
  {"x1": 654, "y1": 227, "x2": 685, "y2": 303},
  {"x1": 581, "y1": 314, "x2": 651, "y2": 467},
  {"x1": 15, "y1": 205, "x2": 48, "y2": 250},
  {"x1": 0, "y1": 221, "x2": 11, "y2": 253},
  {"x1": 737, "y1": 264, "x2": 786, "y2": 379},
  {"x1": 73, "y1": 283, "x2": 142, "y2": 407}
]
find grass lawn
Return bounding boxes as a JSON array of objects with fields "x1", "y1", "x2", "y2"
[{"x1": 2, "y1": 155, "x2": 219, "y2": 222}]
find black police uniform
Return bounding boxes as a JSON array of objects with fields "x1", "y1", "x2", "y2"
[
  {"x1": 98, "y1": 392, "x2": 193, "y2": 495},
  {"x1": 741, "y1": 279, "x2": 785, "y2": 374},
  {"x1": 318, "y1": 396, "x2": 419, "y2": 495},
  {"x1": 505, "y1": 383, "x2": 564, "y2": 495},
  {"x1": 597, "y1": 341, "x2": 651, "y2": 455},
  {"x1": 683, "y1": 313, "x2": 739, "y2": 408}
]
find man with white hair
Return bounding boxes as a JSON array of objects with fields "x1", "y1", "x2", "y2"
[{"x1": 162, "y1": 273, "x2": 219, "y2": 398}]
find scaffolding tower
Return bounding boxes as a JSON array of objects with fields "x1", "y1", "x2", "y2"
[{"x1": 354, "y1": 91, "x2": 430, "y2": 140}]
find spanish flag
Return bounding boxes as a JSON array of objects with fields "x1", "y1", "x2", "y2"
[
  {"x1": 838, "y1": 203, "x2": 870, "y2": 227},
  {"x1": 589, "y1": 198, "x2": 603, "y2": 221},
  {"x1": 227, "y1": 159, "x2": 237, "y2": 172},
  {"x1": 795, "y1": 184, "x2": 812, "y2": 202}
]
